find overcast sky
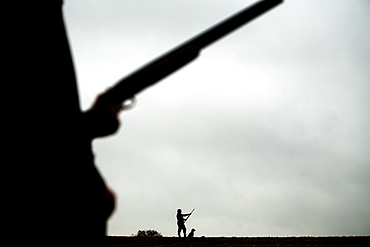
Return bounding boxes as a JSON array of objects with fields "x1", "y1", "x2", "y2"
[{"x1": 64, "y1": 0, "x2": 369, "y2": 237}]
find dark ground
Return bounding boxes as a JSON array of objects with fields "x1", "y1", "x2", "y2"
[{"x1": 108, "y1": 236, "x2": 369, "y2": 247}]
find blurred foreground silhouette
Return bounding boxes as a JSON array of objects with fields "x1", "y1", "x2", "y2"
[{"x1": 5, "y1": 2, "x2": 120, "y2": 246}]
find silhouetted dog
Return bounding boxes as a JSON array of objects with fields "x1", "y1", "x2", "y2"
[{"x1": 187, "y1": 228, "x2": 196, "y2": 238}]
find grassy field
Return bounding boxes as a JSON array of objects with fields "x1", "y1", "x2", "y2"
[{"x1": 108, "y1": 236, "x2": 369, "y2": 247}]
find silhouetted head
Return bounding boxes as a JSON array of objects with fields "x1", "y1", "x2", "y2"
[
  {"x1": 191, "y1": 228, "x2": 196, "y2": 232},
  {"x1": 177, "y1": 209, "x2": 182, "y2": 213}
]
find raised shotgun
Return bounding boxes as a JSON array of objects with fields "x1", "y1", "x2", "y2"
[
  {"x1": 184, "y1": 208, "x2": 195, "y2": 223},
  {"x1": 101, "y1": 0, "x2": 283, "y2": 106}
]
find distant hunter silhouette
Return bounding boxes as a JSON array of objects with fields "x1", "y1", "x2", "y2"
[{"x1": 176, "y1": 208, "x2": 194, "y2": 237}]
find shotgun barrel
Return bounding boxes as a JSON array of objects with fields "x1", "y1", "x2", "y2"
[
  {"x1": 184, "y1": 208, "x2": 195, "y2": 223},
  {"x1": 103, "y1": 0, "x2": 283, "y2": 104}
]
